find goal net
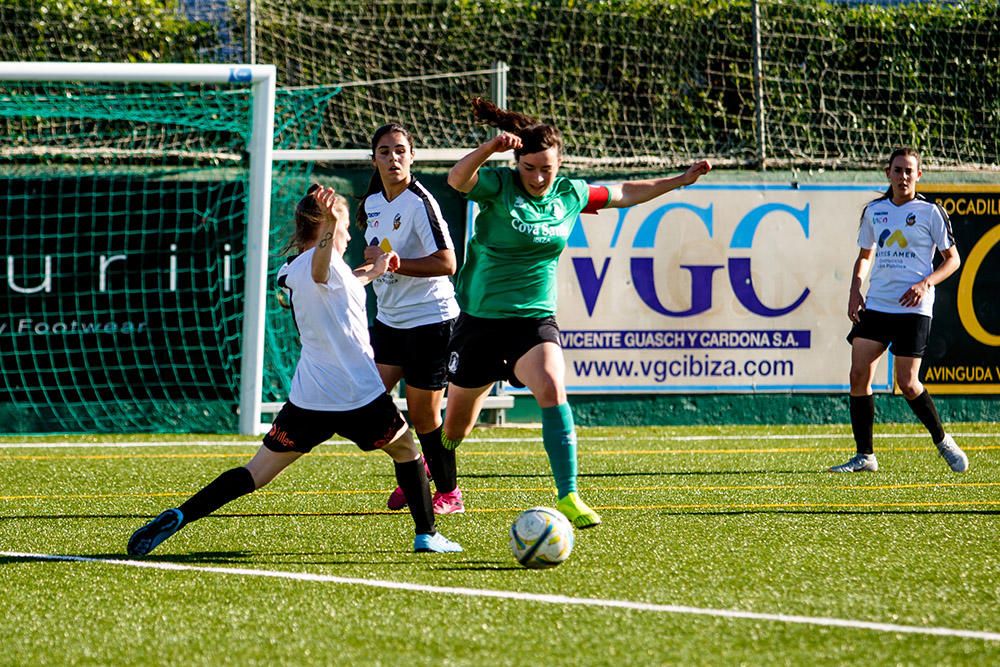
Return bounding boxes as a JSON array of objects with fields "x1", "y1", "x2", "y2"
[
  {"x1": 249, "y1": 0, "x2": 998, "y2": 171},
  {"x1": 0, "y1": 63, "x2": 283, "y2": 434}
]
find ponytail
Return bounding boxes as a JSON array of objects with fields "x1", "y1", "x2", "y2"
[
  {"x1": 280, "y1": 184, "x2": 347, "y2": 255},
  {"x1": 355, "y1": 170, "x2": 383, "y2": 230},
  {"x1": 471, "y1": 97, "x2": 563, "y2": 158},
  {"x1": 280, "y1": 183, "x2": 324, "y2": 255},
  {"x1": 471, "y1": 97, "x2": 538, "y2": 133}
]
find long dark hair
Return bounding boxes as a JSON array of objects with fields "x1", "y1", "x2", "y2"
[
  {"x1": 882, "y1": 147, "x2": 921, "y2": 199},
  {"x1": 355, "y1": 122, "x2": 415, "y2": 229},
  {"x1": 471, "y1": 97, "x2": 563, "y2": 159}
]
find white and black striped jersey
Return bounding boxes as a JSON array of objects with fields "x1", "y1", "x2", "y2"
[
  {"x1": 362, "y1": 179, "x2": 460, "y2": 328},
  {"x1": 276, "y1": 249, "x2": 385, "y2": 411},
  {"x1": 857, "y1": 194, "x2": 955, "y2": 317}
]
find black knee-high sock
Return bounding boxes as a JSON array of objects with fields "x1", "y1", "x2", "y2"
[
  {"x1": 418, "y1": 426, "x2": 457, "y2": 494},
  {"x1": 906, "y1": 389, "x2": 946, "y2": 444},
  {"x1": 177, "y1": 467, "x2": 256, "y2": 526},
  {"x1": 394, "y1": 459, "x2": 435, "y2": 535},
  {"x1": 849, "y1": 394, "x2": 875, "y2": 455}
]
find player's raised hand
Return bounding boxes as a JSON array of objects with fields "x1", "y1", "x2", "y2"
[
  {"x1": 682, "y1": 160, "x2": 712, "y2": 185},
  {"x1": 312, "y1": 185, "x2": 342, "y2": 225},
  {"x1": 491, "y1": 131, "x2": 522, "y2": 154}
]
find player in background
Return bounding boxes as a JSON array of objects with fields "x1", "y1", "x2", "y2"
[
  {"x1": 127, "y1": 185, "x2": 462, "y2": 555},
  {"x1": 356, "y1": 123, "x2": 464, "y2": 515},
  {"x1": 830, "y1": 147, "x2": 968, "y2": 473},
  {"x1": 441, "y1": 98, "x2": 711, "y2": 528}
]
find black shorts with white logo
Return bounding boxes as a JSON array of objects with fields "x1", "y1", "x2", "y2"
[
  {"x1": 370, "y1": 317, "x2": 455, "y2": 390},
  {"x1": 847, "y1": 309, "x2": 933, "y2": 358},
  {"x1": 262, "y1": 393, "x2": 406, "y2": 453},
  {"x1": 447, "y1": 313, "x2": 560, "y2": 388}
]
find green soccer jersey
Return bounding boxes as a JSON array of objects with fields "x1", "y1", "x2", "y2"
[{"x1": 455, "y1": 167, "x2": 590, "y2": 319}]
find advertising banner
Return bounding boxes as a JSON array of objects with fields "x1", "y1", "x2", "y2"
[
  {"x1": 916, "y1": 185, "x2": 1000, "y2": 394},
  {"x1": 1, "y1": 176, "x2": 245, "y2": 406},
  {"x1": 468, "y1": 183, "x2": 894, "y2": 394}
]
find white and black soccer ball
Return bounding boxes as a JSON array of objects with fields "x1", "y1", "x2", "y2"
[{"x1": 509, "y1": 507, "x2": 574, "y2": 569}]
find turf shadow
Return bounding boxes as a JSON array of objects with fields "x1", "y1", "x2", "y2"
[
  {"x1": 459, "y1": 469, "x2": 822, "y2": 480},
  {"x1": 0, "y1": 513, "x2": 159, "y2": 521},
  {"x1": 658, "y1": 508, "x2": 1000, "y2": 517},
  {"x1": 432, "y1": 563, "x2": 522, "y2": 571}
]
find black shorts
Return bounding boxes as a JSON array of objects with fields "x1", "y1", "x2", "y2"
[
  {"x1": 262, "y1": 393, "x2": 406, "y2": 453},
  {"x1": 847, "y1": 309, "x2": 933, "y2": 358},
  {"x1": 447, "y1": 313, "x2": 560, "y2": 388},
  {"x1": 370, "y1": 318, "x2": 455, "y2": 390}
]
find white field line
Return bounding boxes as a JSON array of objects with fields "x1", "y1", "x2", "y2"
[
  {"x1": 3, "y1": 551, "x2": 998, "y2": 642},
  {"x1": 1, "y1": 432, "x2": 997, "y2": 449}
]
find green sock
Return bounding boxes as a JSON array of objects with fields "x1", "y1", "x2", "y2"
[
  {"x1": 541, "y1": 402, "x2": 578, "y2": 498},
  {"x1": 441, "y1": 432, "x2": 463, "y2": 451}
]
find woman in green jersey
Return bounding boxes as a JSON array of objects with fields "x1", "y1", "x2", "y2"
[{"x1": 440, "y1": 98, "x2": 711, "y2": 528}]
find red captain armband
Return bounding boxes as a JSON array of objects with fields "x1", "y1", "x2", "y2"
[{"x1": 582, "y1": 185, "x2": 611, "y2": 214}]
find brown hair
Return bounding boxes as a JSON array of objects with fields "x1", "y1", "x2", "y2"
[
  {"x1": 281, "y1": 184, "x2": 346, "y2": 254},
  {"x1": 471, "y1": 97, "x2": 562, "y2": 159},
  {"x1": 882, "y1": 147, "x2": 921, "y2": 199},
  {"x1": 355, "y1": 122, "x2": 415, "y2": 229}
]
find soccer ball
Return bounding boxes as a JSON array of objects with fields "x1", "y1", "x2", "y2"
[{"x1": 509, "y1": 507, "x2": 574, "y2": 569}]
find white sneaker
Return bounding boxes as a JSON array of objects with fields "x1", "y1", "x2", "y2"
[
  {"x1": 828, "y1": 453, "x2": 878, "y2": 473},
  {"x1": 935, "y1": 434, "x2": 969, "y2": 473}
]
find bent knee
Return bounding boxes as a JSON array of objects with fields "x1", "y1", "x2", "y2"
[{"x1": 897, "y1": 380, "x2": 923, "y2": 399}]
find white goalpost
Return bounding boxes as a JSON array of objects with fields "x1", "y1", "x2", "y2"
[{"x1": 0, "y1": 62, "x2": 276, "y2": 435}]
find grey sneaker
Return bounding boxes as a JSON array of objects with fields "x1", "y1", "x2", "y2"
[
  {"x1": 935, "y1": 434, "x2": 969, "y2": 473},
  {"x1": 828, "y1": 453, "x2": 878, "y2": 473}
]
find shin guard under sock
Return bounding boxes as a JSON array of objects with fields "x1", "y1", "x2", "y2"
[
  {"x1": 394, "y1": 458, "x2": 435, "y2": 535},
  {"x1": 541, "y1": 402, "x2": 578, "y2": 498},
  {"x1": 177, "y1": 466, "x2": 256, "y2": 526},
  {"x1": 906, "y1": 389, "x2": 946, "y2": 444},
  {"x1": 849, "y1": 394, "x2": 875, "y2": 455},
  {"x1": 418, "y1": 425, "x2": 456, "y2": 493}
]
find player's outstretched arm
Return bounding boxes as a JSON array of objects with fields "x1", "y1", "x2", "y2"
[{"x1": 608, "y1": 160, "x2": 711, "y2": 209}]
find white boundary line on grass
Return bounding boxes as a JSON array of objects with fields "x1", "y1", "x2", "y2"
[
  {"x1": 0, "y1": 432, "x2": 997, "y2": 449},
  {"x1": 3, "y1": 551, "x2": 998, "y2": 642}
]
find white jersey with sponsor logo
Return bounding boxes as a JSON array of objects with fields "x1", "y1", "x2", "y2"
[
  {"x1": 276, "y1": 249, "x2": 385, "y2": 411},
  {"x1": 363, "y1": 179, "x2": 460, "y2": 328},
  {"x1": 857, "y1": 194, "x2": 955, "y2": 317}
]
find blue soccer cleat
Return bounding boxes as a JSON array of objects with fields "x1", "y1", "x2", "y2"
[
  {"x1": 413, "y1": 531, "x2": 463, "y2": 553},
  {"x1": 127, "y1": 508, "x2": 184, "y2": 556}
]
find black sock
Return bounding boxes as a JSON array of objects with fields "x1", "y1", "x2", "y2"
[
  {"x1": 394, "y1": 459, "x2": 435, "y2": 535},
  {"x1": 418, "y1": 425, "x2": 457, "y2": 494},
  {"x1": 849, "y1": 394, "x2": 875, "y2": 455},
  {"x1": 177, "y1": 467, "x2": 256, "y2": 526},
  {"x1": 906, "y1": 389, "x2": 946, "y2": 444}
]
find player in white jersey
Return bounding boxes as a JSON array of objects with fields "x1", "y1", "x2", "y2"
[
  {"x1": 356, "y1": 123, "x2": 464, "y2": 515},
  {"x1": 830, "y1": 148, "x2": 968, "y2": 473},
  {"x1": 127, "y1": 185, "x2": 462, "y2": 555}
]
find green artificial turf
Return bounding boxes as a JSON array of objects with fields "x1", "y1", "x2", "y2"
[{"x1": 1, "y1": 423, "x2": 997, "y2": 665}]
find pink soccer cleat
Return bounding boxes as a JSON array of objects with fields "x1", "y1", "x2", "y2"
[
  {"x1": 432, "y1": 487, "x2": 465, "y2": 515},
  {"x1": 387, "y1": 458, "x2": 432, "y2": 510}
]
